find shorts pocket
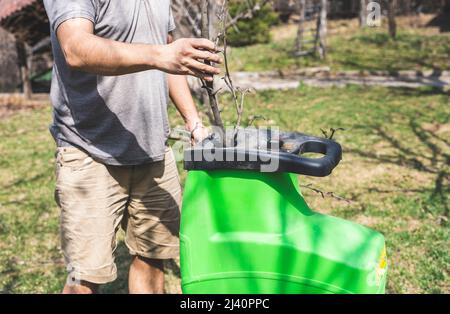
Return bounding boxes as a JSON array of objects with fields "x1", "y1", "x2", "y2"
[{"x1": 57, "y1": 147, "x2": 96, "y2": 172}]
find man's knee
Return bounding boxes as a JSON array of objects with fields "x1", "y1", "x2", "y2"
[{"x1": 132, "y1": 255, "x2": 164, "y2": 272}]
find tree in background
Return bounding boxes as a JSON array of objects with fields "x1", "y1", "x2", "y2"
[
  {"x1": 316, "y1": 0, "x2": 327, "y2": 58},
  {"x1": 172, "y1": 0, "x2": 277, "y2": 47},
  {"x1": 294, "y1": 0, "x2": 306, "y2": 53},
  {"x1": 15, "y1": 41, "x2": 32, "y2": 99},
  {"x1": 387, "y1": 0, "x2": 397, "y2": 38},
  {"x1": 359, "y1": 0, "x2": 367, "y2": 27},
  {"x1": 227, "y1": 0, "x2": 279, "y2": 46},
  {"x1": 293, "y1": 0, "x2": 327, "y2": 59},
  {"x1": 0, "y1": 28, "x2": 21, "y2": 93}
]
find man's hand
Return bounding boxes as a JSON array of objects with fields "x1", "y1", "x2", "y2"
[
  {"x1": 187, "y1": 121, "x2": 210, "y2": 145},
  {"x1": 158, "y1": 38, "x2": 222, "y2": 82}
]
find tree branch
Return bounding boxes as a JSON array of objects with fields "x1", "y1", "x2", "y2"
[{"x1": 201, "y1": 0, "x2": 225, "y2": 138}]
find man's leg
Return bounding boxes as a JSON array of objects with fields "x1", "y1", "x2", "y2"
[
  {"x1": 128, "y1": 256, "x2": 164, "y2": 294},
  {"x1": 55, "y1": 147, "x2": 130, "y2": 294},
  {"x1": 62, "y1": 281, "x2": 99, "y2": 294},
  {"x1": 124, "y1": 147, "x2": 182, "y2": 294}
]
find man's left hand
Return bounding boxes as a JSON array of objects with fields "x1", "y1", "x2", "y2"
[{"x1": 188, "y1": 122, "x2": 209, "y2": 145}]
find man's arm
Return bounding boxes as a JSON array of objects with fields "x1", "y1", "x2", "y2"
[
  {"x1": 56, "y1": 18, "x2": 221, "y2": 80},
  {"x1": 167, "y1": 34, "x2": 209, "y2": 143}
]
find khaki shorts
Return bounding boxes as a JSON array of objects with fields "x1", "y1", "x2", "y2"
[{"x1": 55, "y1": 146, "x2": 181, "y2": 284}]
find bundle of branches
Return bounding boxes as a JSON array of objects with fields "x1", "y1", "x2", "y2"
[
  {"x1": 200, "y1": 0, "x2": 260, "y2": 146},
  {"x1": 172, "y1": 0, "x2": 274, "y2": 147}
]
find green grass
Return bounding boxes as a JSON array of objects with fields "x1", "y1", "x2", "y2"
[
  {"x1": 1, "y1": 84, "x2": 448, "y2": 293},
  {"x1": 228, "y1": 26, "x2": 450, "y2": 72}
]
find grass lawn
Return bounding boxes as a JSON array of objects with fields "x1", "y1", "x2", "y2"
[
  {"x1": 0, "y1": 84, "x2": 448, "y2": 293},
  {"x1": 228, "y1": 21, "x2": 450, "y2": 73}
]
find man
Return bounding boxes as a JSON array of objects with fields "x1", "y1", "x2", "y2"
[{"x1": 43, "y1": 0, "x2": 221, "y2": 294}]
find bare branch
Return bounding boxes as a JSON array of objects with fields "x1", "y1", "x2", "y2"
[
  {"x1": 321, "y1": 127, "x2": 345, "y2": 140},
  {"x1": 247, "y1": 115, "x2": 267, "y2": 127},
  {"x1": 201, "y1": 0, "x2": 225, "y2": 138}
]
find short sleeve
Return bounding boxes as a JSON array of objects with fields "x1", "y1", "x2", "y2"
[
  {"x1": 43, "y1": 0, "x2": 96, "y2": 32},
  {"x1": 168, "y1": 6, "x2": 176, "y2": 32}
]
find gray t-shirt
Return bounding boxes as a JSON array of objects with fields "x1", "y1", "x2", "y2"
[{"x1": 44, "y1": 0, "x2": 176, "y2": 165}]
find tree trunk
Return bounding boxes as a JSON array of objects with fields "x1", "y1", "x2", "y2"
[
  {"x1": 16, "y1": 40, "x2": 32, "y2": 99},
  {"x1": 295, "y1": 0, "x2": 306, "y2": 53},
  {"x1": 387, "y1": 0, "x2": 397, "y2": 39},
  {"x1": 359, "y1": 0, "x2": 367, "y2": 27},
  {"x1": 317, "y1": 0, "x2": 327, "y2": 59},
  {"x1": 201, "y1": 0, "x2": 225, "y2": 134}
]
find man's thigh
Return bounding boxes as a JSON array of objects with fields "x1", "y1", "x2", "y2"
[
  {"x1": 125, "y1": 148, "x2": 182, "y2": 260},
  {"x1": 55, "y1": 146, "x2": 130, "y2": 284}
]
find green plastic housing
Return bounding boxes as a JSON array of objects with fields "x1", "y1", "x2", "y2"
[{"x1": 180, "y1": 170, "x2": 387, "y2": 294}]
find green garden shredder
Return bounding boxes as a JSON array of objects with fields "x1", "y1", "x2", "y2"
[{"x1": 179, "y1": 129, "x2": 387, "y2": 294}]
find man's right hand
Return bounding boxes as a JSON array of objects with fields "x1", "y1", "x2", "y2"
[{"x1": 157, "y1": 38, "x2": 223, "y2": 82}]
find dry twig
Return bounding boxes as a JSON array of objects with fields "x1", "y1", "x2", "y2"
[
  {"x1": 300, "y1": 183, "x2": 352, "y2": 204},
  {"x1": 320, "y1": 127, "x2": 345, "y2": 140}
]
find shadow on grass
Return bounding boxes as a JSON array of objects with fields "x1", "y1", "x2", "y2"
[
  {"x1": 0, "y1": 172, "x2": 50, "y2": 191},
  {"x1": 0, "y1": 258, "x2": 20, "y2": 293},
  {"x1": 339, "y1": 32, "x2": 450, "y2": 73},
  {"x1": 384, "y1": 86, "x2": 449, "y2": 97},
  {"x1": 347, "y1": 118, "x2": 449, "y2": 223}
]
